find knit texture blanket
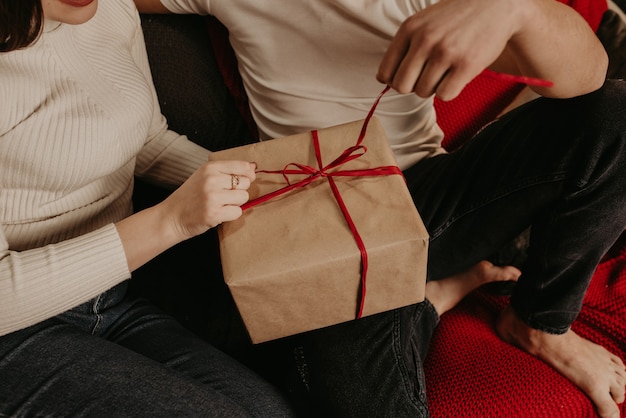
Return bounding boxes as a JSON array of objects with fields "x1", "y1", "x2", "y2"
[{"x1": 425, "y1": 235, "x2": 626, "y2": 417}]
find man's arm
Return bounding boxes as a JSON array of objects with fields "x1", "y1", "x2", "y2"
[
  {"x1": 377, "y1": 0, "x2": 608, "y2": 100},
  {"x1": 134, "y1": 0, "x2": 170, "y2": 13}
]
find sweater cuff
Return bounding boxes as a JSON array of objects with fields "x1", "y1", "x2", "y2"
[{"x1": 0, "y1": 224, "x2": 130, "y2": 336}]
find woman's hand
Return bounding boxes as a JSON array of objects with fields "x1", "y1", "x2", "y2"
[
  {"x1": 116, "y1": 160, "x2": 256, "y2": 272},
  {"x1": 161, "y1": 160, "x2": 256, "y2": 240}
]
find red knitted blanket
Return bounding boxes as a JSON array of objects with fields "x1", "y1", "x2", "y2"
[{"x1": 425, "y1": 234, "x2": 626, "y2": 417}]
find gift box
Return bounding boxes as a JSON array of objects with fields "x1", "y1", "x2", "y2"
[{"x1": 212, "y1": 117, "x2": 429, "y2": 343}]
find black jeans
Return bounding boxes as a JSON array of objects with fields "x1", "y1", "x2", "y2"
[
  {"x1": 271, "y1": 300, "x2": 437, "y2": 418},
  {"x1": 407, "y1": 79, "x2": 626, "y2": 333},
  {"x1": 278, "y1": 79, "x2": 626, "y2": 417},
  {"x1": 0, "y1": 282, "x2": 296, "y2": 417}
]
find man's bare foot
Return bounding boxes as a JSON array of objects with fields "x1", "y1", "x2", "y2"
[
  {"x1": 496, "y1": 305, "x2": 626, "y2": 418},
  {"x1": 426, "y1": 260, "x2": 521, "y2": 317}
]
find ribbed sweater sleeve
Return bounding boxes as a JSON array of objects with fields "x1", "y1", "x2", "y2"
[
  {"x1": 0, "y1": 225, "x2": 129, "y2": 336},
  {"x1": 129, "y1": 8, "x2": 210, "y2": 186},
  {"x1": 136, "y1": 129, "x2": 211, "y2": 188}
]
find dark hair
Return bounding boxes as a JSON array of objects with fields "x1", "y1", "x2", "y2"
[{"x1": 0, "y1": 0, "x2": 44, "y2": 52}]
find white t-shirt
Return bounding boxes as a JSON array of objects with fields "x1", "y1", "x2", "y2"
[{"x1": 162, "y1": 0, "x2": 446, "y2": 170}]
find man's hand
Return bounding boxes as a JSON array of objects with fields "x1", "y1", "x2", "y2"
[
  {"x1": 377, "y1": 0, "x2": 516, "y2": 101},
  {"x1": 377, "y1": 0, "x2": 608, "y2": 101}
]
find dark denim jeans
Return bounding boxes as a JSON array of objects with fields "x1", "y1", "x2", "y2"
[
  {"x1": 0, "y1": 282, "x2": 295, "y2": 417},
  {"x1": 270, "y1": 300, "x2": 438, "y2": 418},
  {"x1": 407, "y1": 79, "x2": 626, "y2": 333},
  {"x1": 275, "y1": 80, "x2": 626, "y2": 417}
]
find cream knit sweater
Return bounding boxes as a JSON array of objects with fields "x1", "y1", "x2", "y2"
[{"x1": 0, "y1": 0, "x2": 210, "y2": 336}]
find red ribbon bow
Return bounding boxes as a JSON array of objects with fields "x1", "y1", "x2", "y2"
[
  {"x1": 240, "y1": 71, "x2": 550, "y2": 319},
  {"x1": 242, "y1": 86, "x2": 400, "y2": 319}
]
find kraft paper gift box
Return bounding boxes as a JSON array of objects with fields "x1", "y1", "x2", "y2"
[{"x1": 211, "y1": 117, "x2": 429, "y2": 343}]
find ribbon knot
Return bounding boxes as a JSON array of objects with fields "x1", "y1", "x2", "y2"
[{"x1": 242, "y1": 86, "x2": 399, "y2": 319}]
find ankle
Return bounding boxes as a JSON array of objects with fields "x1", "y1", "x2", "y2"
[{"x1": 496, "y1": 305, "x2": 547, "y2": 356}]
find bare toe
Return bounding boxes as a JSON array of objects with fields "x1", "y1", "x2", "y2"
[
  {"x1": 484, "y1": 262, "x2": 521, "y2": 283},
  {"x1": 469, "y1": 260, "x2": 521, "y2": 286},
  {"x1": 609, "y1": 356, "x2": 626, "y2": 404}
]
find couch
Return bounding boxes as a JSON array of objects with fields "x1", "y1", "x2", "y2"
[{"x1": 133, "y1": 1, "x2": 626, "y2": 416}]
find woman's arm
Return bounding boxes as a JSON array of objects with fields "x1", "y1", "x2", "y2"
[
  {"x1": 0, "y1": 159, "x2": 254, "y2": 337},
  {"x1": 0, "y1": 225, "x2": 131, "y2": 336},
  {"x1": 117, "y1": 159, "x2": 255, "y2": 272},
  {"x1": 124, "y1": 0, "x2": 257, "y2": 273}
]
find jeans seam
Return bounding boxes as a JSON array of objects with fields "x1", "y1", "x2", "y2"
[
  {"x1": 391, "y1": 309, "x2": 425, "y2": 414},
  {"x1": 91, "y1": 294, "x2": 103, "y2": 335}
]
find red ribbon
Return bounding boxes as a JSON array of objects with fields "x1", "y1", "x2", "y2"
[
  {"x1": 483, "y1": 69, "x2": 554, "y2": 88},
  {"x1": 242, "y1": 85, "x2": 399, "y2": 319}
]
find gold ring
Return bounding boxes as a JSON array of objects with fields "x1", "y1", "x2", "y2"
[{"x1": 231, "y1": 174, "x2": 240, "y2": 190}]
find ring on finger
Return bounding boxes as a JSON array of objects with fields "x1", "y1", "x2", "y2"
[{"x1": 231, "y1": 174, "x2": 240, "y2": 190}]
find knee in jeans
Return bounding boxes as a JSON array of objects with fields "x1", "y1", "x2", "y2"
[{"x1": 584, "y1": 79, "x2": 626, "y2": 131}]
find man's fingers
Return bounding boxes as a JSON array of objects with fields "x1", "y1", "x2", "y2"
[{"x1": 377, "y1": 39, "x2": 407, "y2": 85}]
